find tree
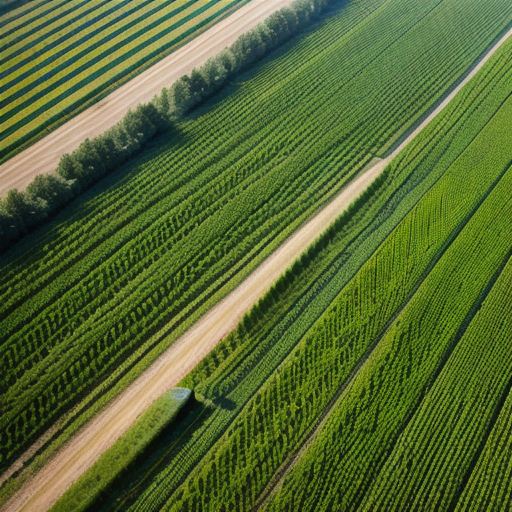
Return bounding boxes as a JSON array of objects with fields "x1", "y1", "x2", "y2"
[
  {"x1": 231, "y1": 30, "x2": 266, "y2": 67},
  {"x1": 139, "y1": 102, "x2": 165, "y2": 133},
  {"x1": 168, "y1": 78, "x2": 192, "y2": 117},
  {"x1": 217, "y1": 49, "x2": 239, "y2": 77},
  {"x1": 265, "y1": 11, "x2": 291, "y2": 45},
  {"x1": 1, "y1": 188, "x2": 47, "y2": 233},
  {"x1": 188, "y1": 68, "x2": 209, "y2": 103},
  {"x1": 95, "y1": 133, "x2": 120, "y2": 171},
  {"x1": 75, "y1": 138, "x2": 106, "y2": 183},
  {"x1": 122, "y1": 109, "x2": 144, "y2": 149},
  {"x1": 152, "y1": 87, "x2": 171, "y2": 119},
  {"x1": 281, "y1": 7, "x2": 300, "y2": 34},
  {"x1": 200, "y1": 58, "x2": 228, "y2": 92},
  {"x1": 26, "y1": 173, "x2": 74, "y2": 210},
  {"x1": 292, "y1": 0, "x2": 313, "y2": 26},
  {"x1": 108, "y1": 124, "x2": 131, "y2": 161},
  {"x1": 255, "y1": 22, "x2": 277, "y2": 52},
  {"x1": 0, "y1": 200, "x2": 21, "y2": 247},
  {"x1": 56, "y1": 153, "x2": 84, "y2": 185}
]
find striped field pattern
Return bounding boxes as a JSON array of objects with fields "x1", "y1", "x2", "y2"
[{"x1": 0, "y1": 0, "x2": 250, "y2": 161}]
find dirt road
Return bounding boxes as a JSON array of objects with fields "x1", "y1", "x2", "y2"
[
  {"x1": 0, "y1": 0, "x2": 296, "y2": 197},
  {"x1": 1, "y1": 20, "x2": 510, "y2": 512}
]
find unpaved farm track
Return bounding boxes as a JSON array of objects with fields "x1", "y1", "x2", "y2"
[
  {"x1": 0, "y1": 0, "x2": 295, "y2": 196},
  {"x1": 1, "y1": 22, "x2": 510, "y2": 512}
]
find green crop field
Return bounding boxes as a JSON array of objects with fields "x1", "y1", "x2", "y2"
[
  {"x1": 267, "y1": 137, "x2": 512, "y2": 512},
  {"x1": 89, "y1": 36, "x2": 512, "y2": 512},
  {"x1": 0, "y1": 0, "x2": 250, "y2": 161},
  {"x1": 1, "y1": 0, "x2": 511, "y2": 509}
]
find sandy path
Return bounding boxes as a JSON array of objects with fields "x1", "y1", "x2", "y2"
[
  {"x1": 2, "y1": 21, "x2": 510, "y2": 512},
  {"x1": 0, "y1": 0, "x2": 296, "y2": 196}
]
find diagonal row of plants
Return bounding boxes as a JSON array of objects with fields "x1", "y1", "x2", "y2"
[
  {"x1": 4, "y1": 0, "x2": 509, "y2": 337},
  {"x1": 1, "y1": 0, "x2": 94, "y2": 38},
  {"x1": 357, "y1": 254, "x2": 512, "y2": 512},
  {"x1": 1, "y1": 0, "x2": 511, "y2": 472},
  {"x1": 0, "y1": 0, "x2": 510, "y2": 474},
  {"x1": 454, "y1": 345, "x2": 512, "y2": 512},
  {"x1": 92, "y1": 36, "x2": 512, "y2": 512},
  {"x1": 1, "y1": 0, "x2": 187, "y2": 70},
  {"x1": 0, "y1": 0, "x2": 234, "y2": 113}
]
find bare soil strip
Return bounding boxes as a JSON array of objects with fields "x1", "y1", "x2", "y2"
[
  {"x1": 0, "y1": 0, "x2": 295, "y2": 196},
  {"x1": 1, "y1": 21, "x2": 510, "y2": 512}
]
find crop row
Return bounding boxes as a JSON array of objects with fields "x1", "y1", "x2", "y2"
[
  {"x1": 2, "y1": 0, "x2": 511, "y2": 472},
  {"x1": 455, "y1": 351, "x2": 512, "y2": 512},
  {"x1": 106, "y1": 171, "x2": 394, "y2": 512},
  {"x1": 1, "y1": 0, "x2": 106, "y2": 40},
  {"x1": 4, "y1": 0, "x2": 508, "y2": 342},
  {"x1": 1, "y1": 0, "x2": 186, "y2": 68},
  {"x1": 153, "y1": 98, "x2": 512, "y2": 512},
  {"x1": 358, "y1": 255, "x2": 512, "y2": 511},
  {"x1": 100, "y1": 29, "x2": 512, "y2": 512},
  {"x1": 50, "y1": 388, "x2": 192, "y2": 512},
  {"x1": 4, "y1": 0, "x2": 507, "y2": 296}
]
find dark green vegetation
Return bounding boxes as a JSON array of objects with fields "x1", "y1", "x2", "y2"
[
  {"x1": 82, "y1": 28, "x2": 512, "y2": 512},
  {"x1": 0, "y1": 0, "x2": 251, "y2": 161},
  {"x1": 1, "y1": 0, "x2": 511, "y2": 507},
  {"x1": 357, "y1": 257, "x2": 512, "y2": 512},
  {"x1": 455, "y1": 324, "x2": 512, "y2": 512},
  {"x1": 49, "y1": 388, "x2": 191, "y2": 512}
]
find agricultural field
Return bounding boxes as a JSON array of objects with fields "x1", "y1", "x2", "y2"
[
  {"x1": 1, "y1": 0, "x2": 511, "y2": 510},
  {"x1": 0, "y1": 0, "x2": 251, "y2": 161},
  {"x1": 89, "y1": 36, "x2": 512, "y2": 512},
  {"x1": 2, "y1": 0, "x2": 510, "y2": 474}
]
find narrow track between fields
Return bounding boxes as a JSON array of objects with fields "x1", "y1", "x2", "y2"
[
  {"x1": 0, "y1": 0, "x2": 296, "y2": 196},
  {"x1": 1, "y1": 21, "x2": 510, "y2": 512}
]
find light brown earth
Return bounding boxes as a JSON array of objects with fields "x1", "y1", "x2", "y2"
[
  {"x1": 0, "y1": 0, "x2": 296, "y2": 197},
  {"x1": 1, "y1": 19, "x2": 510, "y2": 512}
]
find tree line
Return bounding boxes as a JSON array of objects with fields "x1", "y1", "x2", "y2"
[{"x1": 0, "y1": 0, "x2": 329, "y2": 251}]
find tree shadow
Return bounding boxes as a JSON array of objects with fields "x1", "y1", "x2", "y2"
[{"x1": 213, "y1": 396, "x2": 237, "y2": 410}]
